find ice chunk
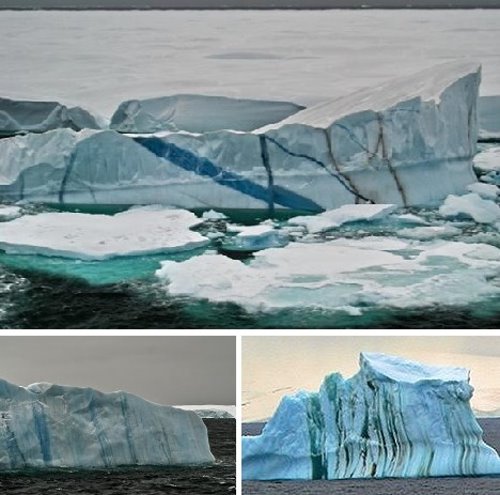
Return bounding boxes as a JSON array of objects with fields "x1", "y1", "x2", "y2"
[
  {"x1": 398, "y1": 225, "x2": 461, "y2": 240},
  {"x1": 478, "y1": 95, "x2": 500, "y2": 141},
  {"x1": 157, "y1": 238, "x2": 500, "y2": 312},
  {"x1": 439, "y1": 193, "x2": 500, "y2": 224},
  {"x1": 201, "y1": 209, "x2": 227, "y2": 220},
  {"x1": 288, "y1": 204, "x2": 397, "y2": 233},
  {"x1": 110, "y1": 94, "x2": 304, "y2": 133},
  {"x1": 0, "y1": 97, "x2": 101, "y2": 137},
  {"x1": 223, "y1": 223, "x2": 289, "y2": 252},
  {"x1": 0, "y1": 205, "x2": 21, "y2": 221},
  {"x1": 0, "y1": 206, "x2": 209, "y2": 260},
  {"x1": 466, "y1": 182, "x2": 499, "y2": 200},
  {"x1": 242, "y1": 353, "x2": 500, "y2": 480},
  {"x1": 474, "y1": 146, "x2": 500, "y2": 173},
  {"x1": 0, "y1": 378, "x2": 214, "y2": 471}
]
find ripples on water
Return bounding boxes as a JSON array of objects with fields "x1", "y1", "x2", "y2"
[{"x1": 0, "y1": 419, "x2": 235, "y2": 495}]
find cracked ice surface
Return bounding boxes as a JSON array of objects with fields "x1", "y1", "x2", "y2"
[
  {"x1": 0, "y1": 206, "x2": 209, "y2": 260},
  {"x1": 156, "y1": 236, "x2": 500, "y2": 313},
  {"x1": 242, "y1": 353, "x2": 500, "y2": 480}
]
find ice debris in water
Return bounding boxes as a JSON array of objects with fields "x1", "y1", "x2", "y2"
[
  {"x1": 242, "y1": 353, "x2": 500, "y2": 480},
  {"x1": 466, "y1": 182, "x2": 499, "y2": 200},
  {"x1": 439, "y1": 193, "x2": 500, "y2": 224},
  {"x1": 0, "y1": 205, "x2": 22, "y2": 221}
]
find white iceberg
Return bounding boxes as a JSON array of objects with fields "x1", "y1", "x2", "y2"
[
  {"x1": 0, "y1": 97, "x2": 101, "y2": 137},
  {"x1": 156, "y1": 237, "x2": 500, "y2": 312},
  {"x1": 242, "y1": 353, "x2": 500, "y2": 480},
  {"x1": 0, "y1": 206, "x2": 209, "y2": 260},
  {"x1": 288, "y1": 204, "x2": 397, "y2": 234},
  {"x1": 0, "y1": 62, "x2": 481, "y2": 210},
  {"x1": 439, "y1": 193, "x2": 500, "y2": 224},
  {"x1": 176, "y1": 405, "x2": 236, "y2": 419},
  {"x1": 478, "y1": 95, "x2": 500, "y2": 141},
  {"x1": 0, "y1": 378, "x2": 214, "y2": 471},
  {"x1": 110, "y1": 94, "x2": 304, "y2": 133}
]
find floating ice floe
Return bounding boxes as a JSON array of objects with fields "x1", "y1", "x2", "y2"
[
  {"x1": 201, "y1": 209, "x2": 227, "y2": 220},
  {"x1": 0, "y1": 206, "x2": 209, "y2": 260},
  {"x1": 110, "y1": 94, "x2": 304, "y2": 133},
  {"x1": 478, "y1": 95, "x2": 500, "y2": 141},
  {"x1": 0, "y1": 205, "x2": 21, "y2": 221},
  {"x1": 398, "y1": 225, "x2": 461, "y2": 240},
  {"x1": 0, "y1": 62, "x2": 480, "y2": 210},
  {"x1": 0, "y1": 97, "x2": 101, "y2": 137},
  {"x1": 156, "y1": 237, "x2": 500, "y2": 312},
  {"x1": 288, "y1": 204, "x2": 397, "y2": 233},
  {"x1": 439, "y1": 193, "x2": 500, "y2": 224},
  {"x1": 466, "y1": 182, "x2": 499, "y2": 200},
  {"x1": 242, "y1": 353, "x2": 500, "y2": 480},
  {"x1": 223, "y1": 223, "x2": 289, "y2": 251},
  {"x1": 0, "y1": 378, "x2": 214, "y2": 470}
]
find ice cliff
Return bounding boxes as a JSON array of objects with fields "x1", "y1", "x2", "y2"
[
  {"x1": 0, "y1": 379, "x2": 214, "y2": 470},
  {"x1": 0, "y1": 97, "x2": 101, "y2": 137},
  {"x1": 0, "y1": 62, "x2": 480, "y2": 209},
  {"x1": 242, "y1": 353, "x2": 500, "y2": 480}
]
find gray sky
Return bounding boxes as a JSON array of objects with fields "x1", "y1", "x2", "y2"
[
  {"x1": 1, "y1": 1, "x2": 500, "y2": 8},
  {"x1": 0, "y1": 336, "x2": 235, "y2": 405},
  {"x1": 243, "y1": 336, "x2": 500, "y2": 421}
]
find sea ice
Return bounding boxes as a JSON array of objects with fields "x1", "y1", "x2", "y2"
[
  {"x1": 398, "y1": 225, "x2": 461, "y2": 240},
  {"x1": 0, "y1": 205, "x2": 21, "y2": 221},
  {"x1": 288, "y1": 204, "x2": 397, "y2": 233},
  {"x1": 224, "y1": 223, "x2": 289, "y2": 251},
  {"x1": 110, "y1": 94, "x2": 304, "y2": 133},
  {"x1": 0, "y1": 379, "x2": 214, "y2": 470},
  {"x1": 242, "y1": 353, "x2": 500, "y2": 480},
  {"x1": 0, "y1": 206, "x2": 209, "y2": 260},
  {"x1": 0, "y1": 97, "x2": 101, "y2": 137},
  {"x1": 439, "y1": 193, "x2": 500, "y2": 224},
  {"x1": 466, "y1": 182, "x2": 499, "y2": 200},
  {"x1": 156, "y1": 237, "x2": 500, "y2": 312},
  {"x1": 478, "y1": 95, "x2": 500, "y2": 141}
]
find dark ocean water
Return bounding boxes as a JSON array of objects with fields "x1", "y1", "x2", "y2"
[
  {"x1": 242, "y1": 419, "x2": 500, "y2": 494},
  {"x1": 0, "y1": 419, "x2": 235, "y2": 495}
]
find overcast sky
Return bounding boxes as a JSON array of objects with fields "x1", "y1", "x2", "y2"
[
  {"x1": 243, "y1": 336, "x2": 500, "y2": 421},
  {"x1": 0, "y1": 336, "x2": 235, "y2": 405}
]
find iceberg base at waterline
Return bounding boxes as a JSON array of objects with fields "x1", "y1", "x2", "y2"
[
  {"x1": 0, "y1": 379, "x2": 215, "y2": 471},
  {"x1": 242, "y1": 353, "x2": 500, "y2": 480}
]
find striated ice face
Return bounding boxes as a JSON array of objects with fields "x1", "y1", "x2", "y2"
[
  {"x1": 0, "y1": 379, "x2": 214, "y2": 471},
  {"x1": 242, "y1": 353, "x2": 500, "y2": 480}
]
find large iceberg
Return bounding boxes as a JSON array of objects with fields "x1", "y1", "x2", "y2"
[
  {"x1": 0, "y1": 62, "x2": 480, "y2": 210},
  {"x1": 0, "y1": 379, "x2": 214, "y2": 470},
  {"x1": 242, "y1": 353, "x2": 500, "y2": 480},
  {"x1": 0, "y1": 97, "x2": 101, "y2": 137},
  {"x1": 110, "y1": 94, "x2": 304, "y2": 133}
]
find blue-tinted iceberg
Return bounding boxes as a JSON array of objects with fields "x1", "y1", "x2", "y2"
[
  {"x1": 0, "y1": 62, "x2": 480, "y2": 210},
  {"x1": 0, "y1": 97, "x2": 101, "y2": 137},
  {"x1": 0, "y1": 379, "x2": 214, "y2": 470},
  {"x1": 242, "y1": 353, "x2": 500, "y2": 480}
]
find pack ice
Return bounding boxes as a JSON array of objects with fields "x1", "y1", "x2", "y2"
[
  {"x1": 0, "y1": 97, "x2": 101, "y2": 137},
  {"x1": 0, "y1": 379, "x2": 214, "y2": 470},
  {"x1": 242, "y1": 353, "x2": 500, "y2": 480},
  {"x1": 0, "y1": 62, "x2": 480, "y2": 210}
]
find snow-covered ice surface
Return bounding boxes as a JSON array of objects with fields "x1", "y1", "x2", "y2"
[
  {"x1": 176, "y1": 405, "x2": 236, "y2": 419},
  {"x1": 242, "y1": 353, "x2": 500, "y2": 480},
  {"x1": 0, "y1": 378, "x2": 214, "y2": 471},
  {"x1": 1, "y1": 10, "x2": 500, "y2": 117},
  {"x1": 0, "y1": 206, "x2": 209, "y2": 260}
]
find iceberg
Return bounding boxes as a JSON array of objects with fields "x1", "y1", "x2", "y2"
[
  {"x1": 478, "y1": 95, "x2": 500, "y2": 141},
  {"x1": 110, "y1": 94, "x2": 304, "y2": 133},
  {"x1": 0, "y1": 62, "x2": 480, "y2": 210},
  {"x1": 0, "y1": 97, "x2": 101, "y2": 137},
  {"x1": 242, "y1": 353, "x2": 500, "y2": 480},
  {"x1": 176, "y1": 405, "x2": 236, "y2": 419},
  {"x1": 0, "y1": 206, "x2": 209, "y2": 260},
  {"x1": 0, "y1": 378, "x2": 214, "y2": 471}
]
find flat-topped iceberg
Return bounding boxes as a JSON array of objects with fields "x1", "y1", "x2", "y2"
[
  {"x1": 0, "y1": 62, "x2": 481, "y2": 210},
  {"x1": 110, "y1": 94, "x2": 304, "y2": 133},
  {"x1": 242, "y1": 353, "x2": 500, "y2": 480},
  {"x1": 0, "y1": 379, "x2": 214, "y2": 471},
  {"x1": 478, "y1": 95, "x2": 500, "y2": 141},
  {"x1": 0, "y1": 206, "x2": 209, "y2": 260},
  {"x1": 0, "y1": 97, "x2": 101, "y2": 137}
]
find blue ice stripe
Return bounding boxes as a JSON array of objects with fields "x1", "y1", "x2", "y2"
[
  {"x1": 134, "y1": 137, "x2": 323, "y2": 213},
  {"x1": 32, "y1": 403, "x2": 51, "y2": 463}
]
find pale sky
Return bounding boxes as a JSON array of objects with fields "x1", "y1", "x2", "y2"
[
  {"x1": 243, "y1": 336, "x2": 500, "y2": 421},
  {"x1": 0, "y1": 337, "x2": 235, "y2": 406}
]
